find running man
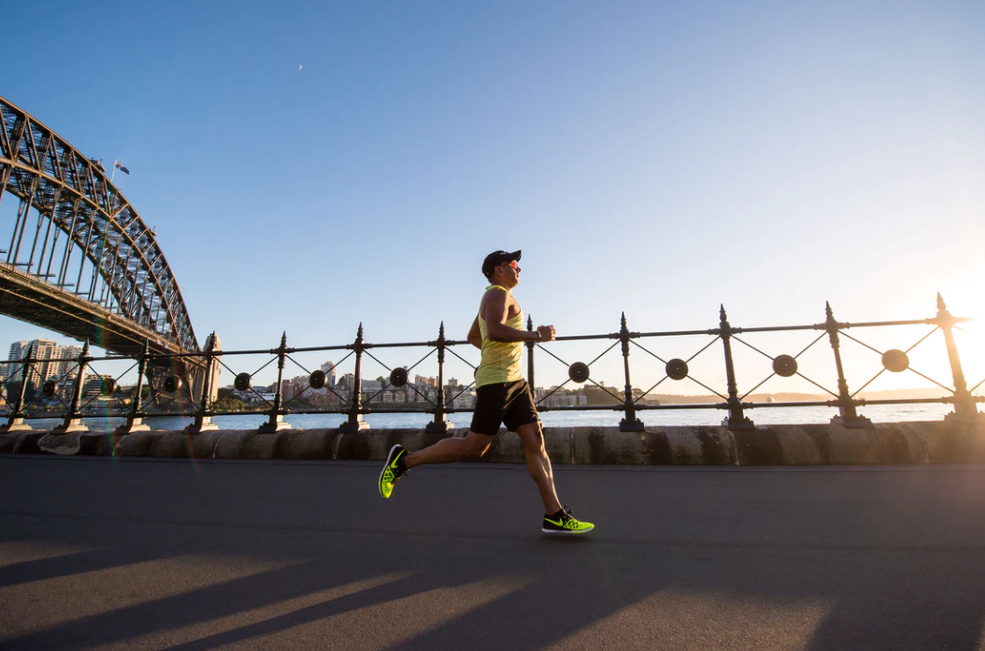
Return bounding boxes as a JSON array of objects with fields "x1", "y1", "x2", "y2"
[{"x1": 378, "y1": 249, "x2": 594, "y2": 535}]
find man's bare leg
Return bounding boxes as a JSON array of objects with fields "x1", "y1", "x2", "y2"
[
  {"x1": 515, "y1": 421, "x2": 563, "y2": 514},
  {"x1": 404, "y1": 431, "x2": 495, "y2": 469}
]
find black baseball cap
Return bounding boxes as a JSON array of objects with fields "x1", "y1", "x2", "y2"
[{"x1": 482, "y1": 250, "x2": 521, "y2": 278}]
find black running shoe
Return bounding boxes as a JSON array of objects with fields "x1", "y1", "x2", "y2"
[
  {"x1": 542, "y1": 507, "x2": 594, "y2": 535},
  {"x1": 379, "y1": 444, "x2": 407, "y2": 499}
]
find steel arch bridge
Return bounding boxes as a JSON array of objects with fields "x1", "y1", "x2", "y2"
[{"x1": 0, "y1": 95, "x2": 199, "y2": 359}]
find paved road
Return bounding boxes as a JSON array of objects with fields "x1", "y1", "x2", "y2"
[{"x1": 1, "y1": 455, "x2": 984, "y2": 651}]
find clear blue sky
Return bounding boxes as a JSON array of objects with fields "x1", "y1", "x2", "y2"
[{"x1": 3, "y1": 1, "x2": 984, "y2": 392}]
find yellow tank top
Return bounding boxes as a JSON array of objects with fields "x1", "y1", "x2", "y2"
[{"x1": 475, "y1": 285, "x2": 525, "y2": 388}]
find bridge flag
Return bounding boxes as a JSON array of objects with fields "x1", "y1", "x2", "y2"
[{"x1": 114, "y1": 160, "x2": 130, "y2": 175}]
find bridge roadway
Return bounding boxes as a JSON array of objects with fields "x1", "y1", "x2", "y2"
[
  {"x1": 0, "y1": 261, "x2": 187, "y2": 361},
  {"x1": 1, "y1": 457, "x2": 984, "y2": 650}
]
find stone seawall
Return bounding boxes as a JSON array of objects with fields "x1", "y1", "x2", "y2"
[{"x1": 2, "y1": 420, "x2": 984, "y2": 465}]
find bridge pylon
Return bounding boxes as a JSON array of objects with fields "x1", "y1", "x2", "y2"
[{"x1": 143, "y1": 334, "x2": 220, "y2": 421}]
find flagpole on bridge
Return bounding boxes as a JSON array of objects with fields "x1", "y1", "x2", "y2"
[{"x1": 111, "y1": 160, "x2": 130, "y2": 184}]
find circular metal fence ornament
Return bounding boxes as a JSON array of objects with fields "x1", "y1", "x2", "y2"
[
  {"x1": 772, "y1": 354, "x2": 798, "y2": 378},
  {"x1": 568, "y1": 362, "x2": 590, "y2": 384},
  {"x1": 309, "y1": 370, "x2": 326, "y2": 389},
  {"x1": 100, "y1": 378, "x2": 116, "y2": 396},
  {"x1": 43, "y1": 380, "x2": 57, "y2": 396},
  {"x1": 389, "y1": 367, "x2": 409, "y2": 387},
  {"x1": 882, "y1": 349, "x2": 909, "y2": 373},
  {"x1": 234, "y1": 372, "x2": 251, "y2": 391},
  {"x1": 666, "y1": 359, "x2": 688, "y2": 381},
  {"x1": 164, "y1": 376, "x2": 181, "y2": 393}
]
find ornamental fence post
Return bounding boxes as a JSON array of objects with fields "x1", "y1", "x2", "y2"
[
  {"x1": 720, "y1": 306, "x2": 754, "y2": 429},
  {"x1": 116, "y1": 340, "x2": 151, "y2": 434},
  {"x1": 1, "y1": 343, "x2": 34, "y2": 432},
  {"x1": 340, "y1": 324, "x2": 369, "y2": 432},
  {"x1": 936, "y1": 294, "x2": 981, "y2": 422},
  {"x1": 824, "y1": 302, "x2": 872, "y2": 428},
  {"x1": 619, "y1": 313, "x2": 644, "y2": 432},
  {"x1": 53, "y1": 341, "x2": 90, "y2": 433},
  {"x1": 426, "y1": 322, "x2": 454, "y2": 433},
  {"x1": 260, "y1": 332, "x2": 293, "y2": 432}
]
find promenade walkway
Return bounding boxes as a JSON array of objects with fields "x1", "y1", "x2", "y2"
[{"x1": 1, "y1": 456, "x2": 984, "y2": 650}]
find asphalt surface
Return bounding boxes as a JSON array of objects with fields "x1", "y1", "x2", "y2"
[{"x1": 1, "y1": 455, "x2": 984, "y2": 651}]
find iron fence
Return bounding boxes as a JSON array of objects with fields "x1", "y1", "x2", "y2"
[{"x1": 1, "y1": 294, "x2": 982, "y2": 434}]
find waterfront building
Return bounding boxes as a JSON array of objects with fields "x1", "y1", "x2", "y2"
[
  {"x1": 320, "y1": 361, "x2": 337, "y2": 387},
  {"x1": 414, "y1": 375, "x2": 437, "y2": 389},
  {"x1": 82, "y1": 374, "x2": 115, "y2": 400},
  {"x1": 54, "y1": 346, "x2": 82, "y2": 377},
  {"x1": 3, "y1": 339, "x2": 69, "y2": 390}
]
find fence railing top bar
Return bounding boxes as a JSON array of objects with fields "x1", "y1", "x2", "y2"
[
  {"x1": 342, "y1": 339, "x2": 471, "y2": 350},
  {"x1": 731, "y1": 324, "x2": 824, "y2": 334},
  {"x1": 180, "y1": 348, "x2": 275, "y2": 357},
  {"x1": 839, "y1": 318, "x2": 943, "y2": 329},
  {"x1": 634, "y1": 328, "x2": 723, "y2": 338},
  {"x1": 724, "y1": 317, "x2": 973, "y2": 334},
  {"x1": 553, "y1": 333, "x2": 621, "y2": 342},
  {"x1": 81, "y1": 355, "x2": 134, "y2": 363},
  {"x1": 834, "y1": 316, "x2": 972, "y2": 329},
  {"x1": 275, "y1": 344, "x2": 350, "y2": 354}
]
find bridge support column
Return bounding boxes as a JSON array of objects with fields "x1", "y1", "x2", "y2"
[{"x1": 186, "y1": 333, "x2": 220, "y2": 434}]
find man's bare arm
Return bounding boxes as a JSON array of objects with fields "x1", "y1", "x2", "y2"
[
  {"x1": 482, "y1": 289, "x2": 556, "y2": 343},
  {"x1": 467, "y1": 317, "x2": 482, "y2": 349}
]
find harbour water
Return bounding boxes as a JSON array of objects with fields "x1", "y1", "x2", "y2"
[{"x1": 9, "y1": 403, "x2": 957, "y2": 432}]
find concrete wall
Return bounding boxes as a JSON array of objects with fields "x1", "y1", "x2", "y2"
[{"x1": 2, "y1": 420, "x2": 984, "y2": 465}]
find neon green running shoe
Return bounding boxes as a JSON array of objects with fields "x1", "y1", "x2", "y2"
[
  {"x1": 542, "y1": 507, "x2": 594, "y2": 535},
  {"x1": 379, "y1": 444, "x2": 408, "y2": 499}
]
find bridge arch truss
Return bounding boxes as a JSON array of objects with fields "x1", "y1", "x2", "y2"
[{"x1": 0, "y1": 95, "x2": 198, "y2": 353}]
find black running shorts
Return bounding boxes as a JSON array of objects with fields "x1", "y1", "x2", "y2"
[{"x1": 470, "y1": 379, "x2": 539, "y2": 435}]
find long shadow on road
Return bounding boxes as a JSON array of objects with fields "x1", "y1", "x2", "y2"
[{"x1": 1, "y1": 457, "x2": 984, "y2": 650}]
